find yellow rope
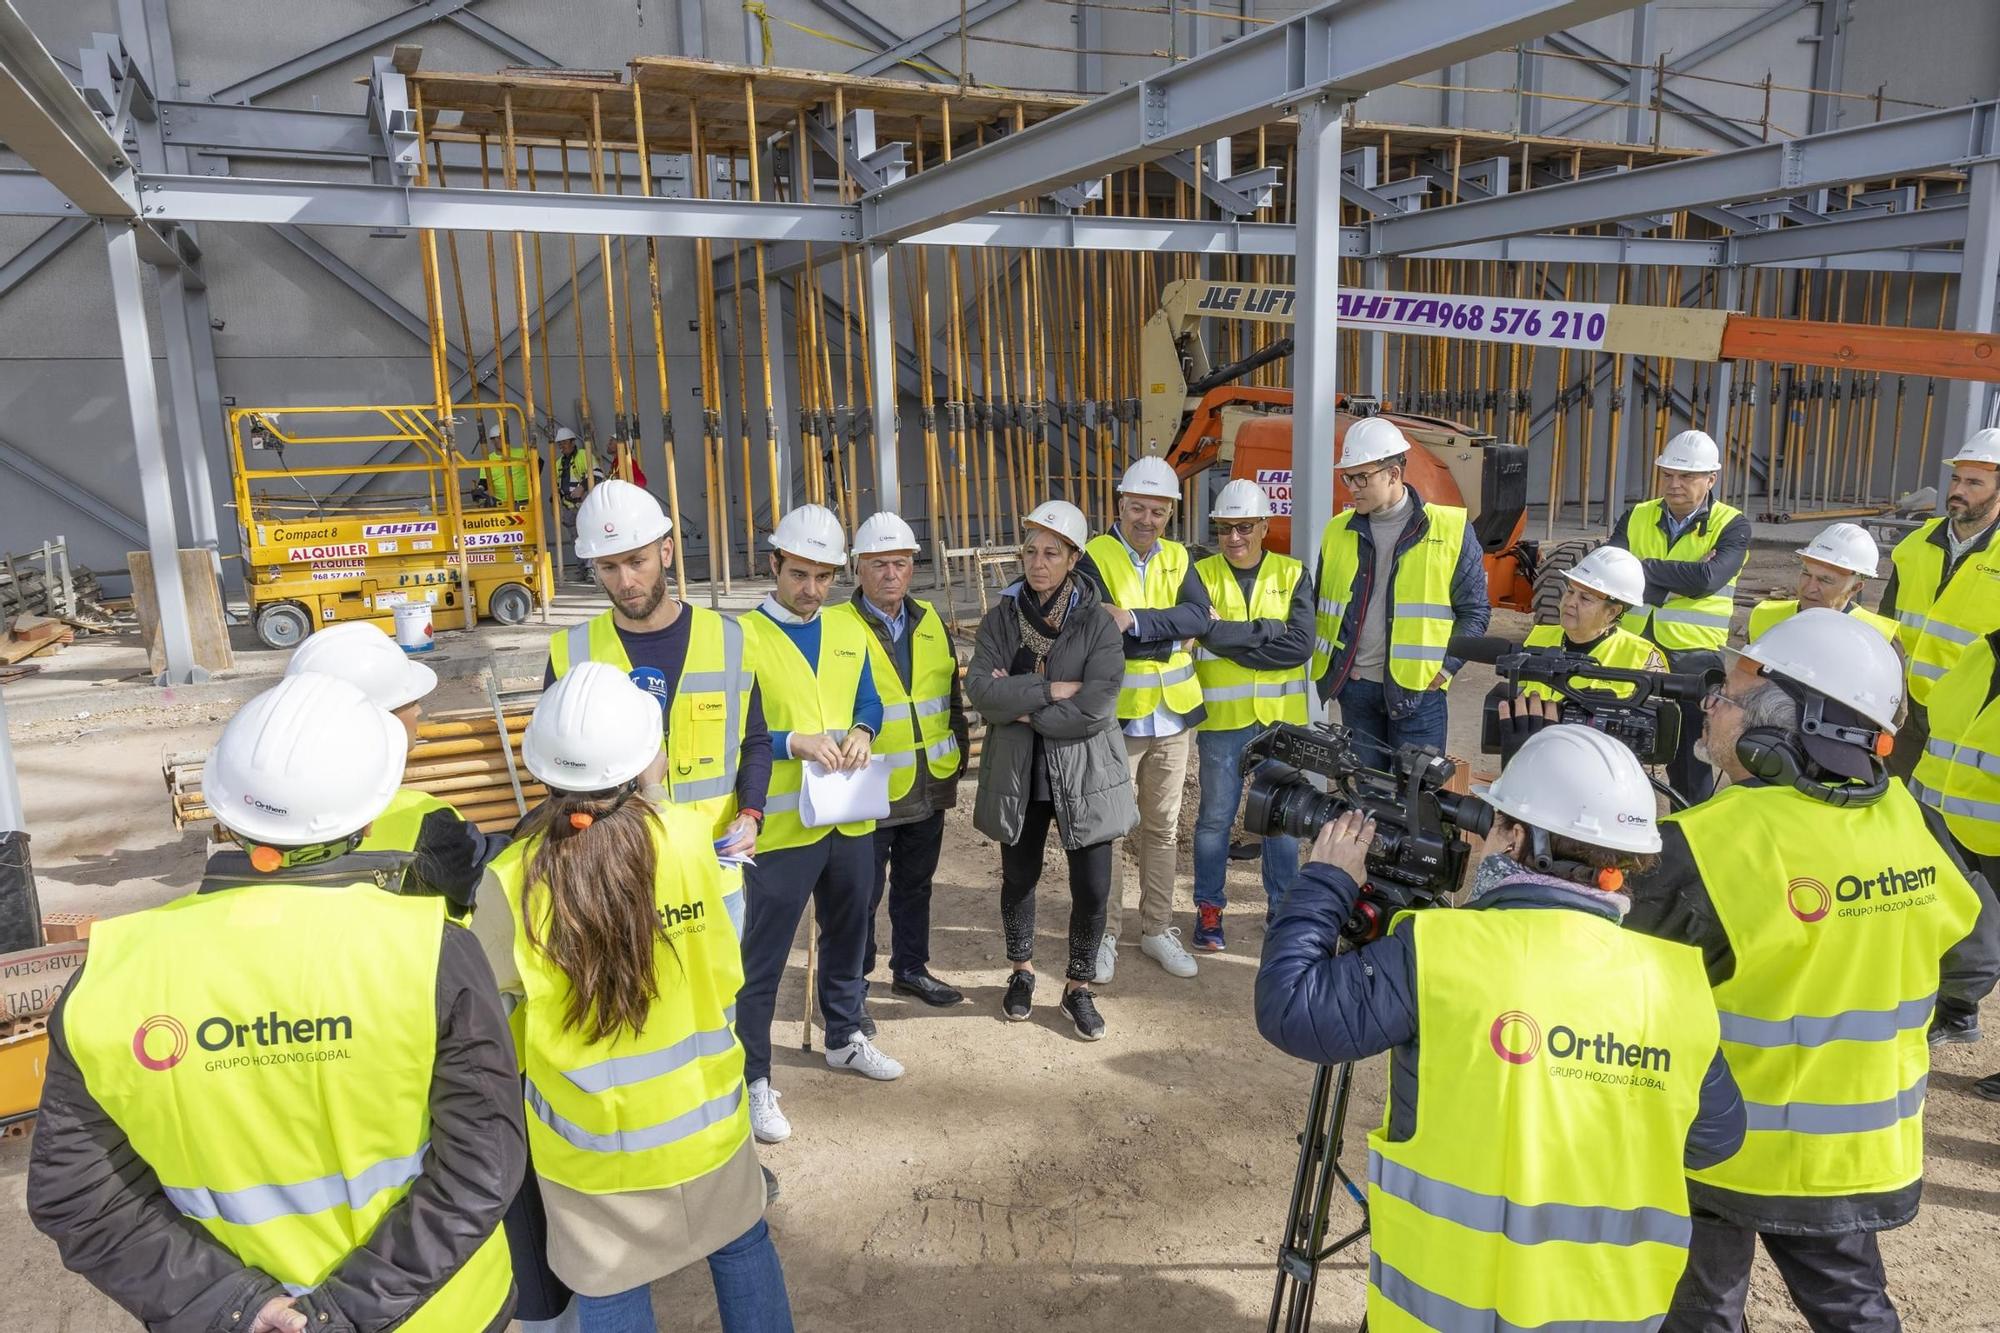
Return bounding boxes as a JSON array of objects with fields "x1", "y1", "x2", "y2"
[{"x1": 742, "y1": 0, "x2": 989, "y2": 84}]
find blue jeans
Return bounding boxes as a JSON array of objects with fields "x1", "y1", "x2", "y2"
[
  {"x1": 574, "y1": 1219, "x2": 793, "y2": 1333},
  {"x1": 1193, "y1": 726, "x2": 1299, "y2": 916},
  {"x1": 1335, "y1": 676, "x2": 1449, "y2": 761}
]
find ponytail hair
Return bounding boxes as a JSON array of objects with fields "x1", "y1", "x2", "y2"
[{"x1": 518, "y1": 785, "x2": 677, "y2": 1042}]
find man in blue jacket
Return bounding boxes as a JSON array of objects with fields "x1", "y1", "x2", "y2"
[{"x1": 1257, "y1": 724, "x2": 1745, "y2": 1331}]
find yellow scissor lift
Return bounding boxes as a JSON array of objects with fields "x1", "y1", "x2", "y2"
[{"x1": 229, "y1": 402, "x2": 554, "y2": 650}]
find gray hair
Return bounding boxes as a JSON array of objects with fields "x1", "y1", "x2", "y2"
[{"x1": 1740, "y1": 680, "x2": 1802, "y2": 735}]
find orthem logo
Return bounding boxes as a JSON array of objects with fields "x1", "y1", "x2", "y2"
[
  {"x1": 1787, "y1": 876, "x2": 1832, "y2": 923},
  {"x1": 132, "y1": 1015, "x2": 188, "y2": 1071},
  {"x1": 1490, "y1": 1010, "x2": 1540, "y2": 1064},
  {"x1": 243, "y1": 794, "x2": 290, "y2": 817}
]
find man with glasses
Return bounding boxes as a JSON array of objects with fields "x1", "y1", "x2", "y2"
[
  {"x1": 1607, "y1": 429, "x2": 1751, "y2": 805},
  {"x1": 1188, "y1": 479, "x2": 1315, "y2": 951},
  {"x1": 1310, "y1": 416, "x2": 1490, "y2": 759}
]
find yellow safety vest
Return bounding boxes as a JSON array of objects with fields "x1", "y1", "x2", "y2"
[
  {"x1": 829, "y1": 600, "x2": 962, "y2": 803},
  {"x1": 480, "y1": 451, "x2": 531, "y2": 507},
  {"x1": 738, "y1": 608, "x2": 876, "y2": 851},
  {"x1": 1517, "y1": 623, "x2": 1664, "y2": 702},
  {"x1": 548, "y1": 606, "x2": 753, "y2": 836},
  {"x1": 62, "y1": 879, "x2": 512, "y2": 1330},
  {"x1": 357, "y1": 786, "x2": 454, "y2": 854},
  {"x1": 1888, "y1": 520, "x2": 2000, "y2": 705},
  {"x1": 1671, "y1": 782, "x2": 1978, "y2": 1201},
  {"x1": 1310, "y1": 502, "x2": 1468, "y2": 691},
  {"x1": 1084, "y1": 532, "x2": 1205, "y2": 720},
  {"x1": 1619, "y1": 498, "x2": 1743, "y2": 652},
  {"x1": 1747, "y1": 598, "x2": 1899, "y2": 645},
  {"x1": 1912, "y1": 634, "x2": 2000, "y2": 856},
  {"x1": 494, "y1": 804, "x2": 749, "y2": 1195},
  {"x1": 1193, "y1": 552, "x2": 1309, "y2": 730},
  {"x1": 1368, "y1": 908, "x2": 1716, "y2": 1332}
]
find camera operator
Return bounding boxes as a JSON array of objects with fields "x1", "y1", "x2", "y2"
[
  {"x1": 1619, "y1": 609, "x2": 1989, "y2": 1333},
  {"x1": 1256, "y1": 725, "x2": 1745, "y2": 1332},
  {"x1": 1607, "y1": 429, "x2": 1750, "y2": 805}
]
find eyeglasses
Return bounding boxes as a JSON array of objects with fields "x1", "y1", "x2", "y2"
[
  {"x1": 1702, "y1": 687, "x2": 1754, "y2": 713},
  {"x1": 1342, "y1": 467, "x2": 1391, "y2": 489},
  {"x1": 1213, "y1": 521, "x2": 1261, "y2": 538}
]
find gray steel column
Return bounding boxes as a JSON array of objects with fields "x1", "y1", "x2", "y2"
[
  {"x1": 106, "y1": 223, "x2": 202, "y2": 685},
  {"x1": 678, "y1": 0, "x2": 704, "y2": 57},
  {"x1": 1940, "y1": 159, "x2": 2000, "y2": 500},
  {"x1": 1708, "y1": 266, "x2": 1742, "y2": 442},
  {"x1": 1291, "y1": 95, "x2": 1342, "y2": 724},
  {"x1": 1615, "y1": 350, "x2": 1643, "y2": 531},
  {"x1": 0, "y1": 677, "x2": 21, "y2": 833},
  {"x1": 1358, "y1": 257, "x2": 1389, "y2": 400},
  {"x1": 1625, "y1": 3, "x2": 1654, "y2": 145},
  {"x1": 865, "y1": 245, "x2": 900, "y2": 513},
  {"x1": 768, "y1": 266, "x2": 797, "y2": 518},
  {"x1": 156, "y1": 264, "x2": 222, "y2": 558}
]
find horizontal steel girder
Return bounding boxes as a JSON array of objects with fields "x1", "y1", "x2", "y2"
[
  {"x1": 860, "y1": 0, "x2": 1647, "y2": 242},
  {"x1": 1372, "y1": 100, "x2": 2000, "y2": 256}
]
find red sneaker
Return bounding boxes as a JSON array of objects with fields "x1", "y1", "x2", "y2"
[{"x1": 1193, "y1": 904, "x2": 1226, "y2": 952}]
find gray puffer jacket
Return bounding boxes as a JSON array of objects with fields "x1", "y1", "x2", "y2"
[{"x1": 966, "y1": 577, "x2": 1138, "y2": 850}]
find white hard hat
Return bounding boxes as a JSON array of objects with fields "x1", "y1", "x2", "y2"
[
  {"x1": 1210, "y1": 478, "x2": 1272, "y2": 521},
  {"x1": 1657, "y1": 429, "x2": 1720, "y2": 473},
  {"x1": 1335, "y1": 417, "x2": 1411, "y2": 470},
  {"x1": 1796, "y1": 522, "x2": 1879, "y2": 578},
  {"x1": 1023, "y1": 499, "x2": 1090, "y2": 552},
  {"x1": 1562, "y1": 545, "x2": 1646, "y2": 607},
  {"x1": 555, "y1": 426, "x2": 578, "y2": 443},
  {"x1": 284, "y1": 621, "x2": 436, "y2": 712},
  {"x1": 1472, "y1": 724, "x2": 1661, "y2": 855},
  {"x1": 521, "y1": 661, "x2": 663, "y2": 792},
  {"x1": 205, "y1": 673, "x2": 405, "y2": 848},
  {"x1": 1118, "y1": 455, "x2": 1182, "y2": 501},
  {"x1": 1736, "y1": 606, "x2": 1903, "y2": 731},
  {"x1": 852, "y1": 511, "x2": 919, "y2": 557},
  {"x1": 769, "y1": 503, "x2": 847, "y2": 565},
  {"x1": 1947, "y1": 427, "x2": 2000, "y2": 468},
  {"x1": 574, "y1": 478, "x2": 671, "y2": 561}
]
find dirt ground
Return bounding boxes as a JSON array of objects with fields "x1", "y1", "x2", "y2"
[{"x1": 3, "y1": 543, "x2": 1998, "y2": 1332}]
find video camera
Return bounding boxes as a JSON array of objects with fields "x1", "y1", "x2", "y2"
[
  {"x1": 1451, "y1": 635, "x2": 1720, "y2": 767},
  {"x1": 1241, "y1": 722, "x2": 1492, "y2": 944}
]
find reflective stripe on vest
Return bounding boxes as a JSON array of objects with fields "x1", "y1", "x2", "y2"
[
  {"x1": 1888, "y1": 520, "x2": 2000, "y2": 705},
  {"x1": 832, "y1": 599, "x2": 962, "y2": 803},
  {"x1": 496, "y1": 801, "x2": 750, "y2": 1191},
  {"x1": 1747, "y1": 598, "x2": 1899, "y2": 646},
  {"x1": 1085, "y1": 533, "x2": 1205, "y2": 720},
  {"x1": 1365, "y1": 908, "x2": 1715, "y2": 1333},
  {"x1": 549, "y1": 607, "x2": 752, "y2": 830},
  {"x1": 1910, "y1": 634, "x2": 2000, "y2": 853},
  {"x1": 1670, "y1": 782, "x2": 1979, "y2": 1201},
  {"x1": 1310, "y1": 503, "x2": 1468, "y2": 690},
  {"x1": 739, "y1": 611, "x2": 876, "y2": 850},
  {"x1": 1516, "y1": 625, "x2": 1662, "y2": 702},
  {"x1": 61, "y1": 881, "x2": 512, "y2": 1330},
  {"x1": 1618, "y1": 498, "x2": 1743, "y2": 652},
  {"x1": 1193, "y1": 552, "x2": 1309, "y2": 731}
]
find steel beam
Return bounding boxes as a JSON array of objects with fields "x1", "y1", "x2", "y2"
[
  {"x1": 206, "y1": 0, "x2": 486, "y2": 105},
  {"x1": 809, "y1": 0, "x2": 943, "y2": 83},
  {"x1": 1077, "y1": 0, "x2": 1102, "y2": 95},
  {"x1": 1291, "y1": 96, "x2": 1342, "y2": 686},
  {"x1": 105, "y1": 223, "x2": 201, "y2": 683},
  {"x1": 158, "y1": 100, "x2": 378, "y2": 158},
  {"x1": 678, "y1": 0, "x2": 703, "y2": 57},
  {"x1": 1541, "y1": 27, "x2": 1761, "y2": 149},
  {"x1": 1727, "y1": 205, "x2": 1966, "y2": 266},
  {"x1": 442, "y1": 10, "x2": 559, "y2": 68},
  {"x1": 846, "y1": 0, "x2": 1023, "y2": 79},
  {"x1": 1805, "y1": 0, "x2": 1850, "y2": 137},
  {"x1": 0, "y1": 2, "x2": 135, "y2": 217},
  {"x1": 0, "y1": 433, "x2": 148, "y2": 546},
  {"x1": 1372, "y1": 101, "x2": 2000, "y2": 256},
  {"x1": 1940, "y1": 161, "x2": 2000, "y2": 493},
  {"x1": 0, "y1": 216, "x2": 88, "y2": 302},
  {"x1": 862, "y1": 0, "x2": 1646, "y2": 243},
  {"x1": 866, "y1": 245, "x2": 899, "y2": 512}
]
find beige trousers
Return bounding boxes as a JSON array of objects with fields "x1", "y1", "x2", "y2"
[{"x1": 1107, "y1": 729, "x2": 1192, "y2": 939}]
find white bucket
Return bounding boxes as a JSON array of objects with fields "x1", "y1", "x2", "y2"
[{"x1": 393, "y1": 601, "x2": 435, "y2": 654}]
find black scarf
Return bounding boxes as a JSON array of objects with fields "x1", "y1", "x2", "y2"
[{"x1": 1011, "y1": 573, "x2": 1077, "y2": 674}]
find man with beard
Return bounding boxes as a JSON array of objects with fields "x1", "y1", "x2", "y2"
[
  {"x1": 545, "y1": 478, "x2": 768, "y2": 861},
  {"x1": 1884, "y1": 428, "x2": 2000, "y2": 781}
]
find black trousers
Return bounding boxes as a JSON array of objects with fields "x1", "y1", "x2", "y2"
[
  {"x1": 738, "y1": 832, "x2": 874, "y2": 1079},
  {"x1": 998, "y1": 799, "x2": 1114, "y2": 982},
  {"x1": 1663, "y1": 1214, "x2": 1900, "y2": 1333},
  {"x1": 866, "y1": 812, "x2": 947, "y2": 979},
  {"x1": 1666, "y1": 647, "x2": 1721, "y2": 806}
]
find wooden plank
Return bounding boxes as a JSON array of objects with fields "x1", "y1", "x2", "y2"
[
  {"x1": 126, "y1": 550, "x2": 234, "y2": 677},
  {"x1": 1719, "y1": 315, "x2": 2000, "y2": 382}
]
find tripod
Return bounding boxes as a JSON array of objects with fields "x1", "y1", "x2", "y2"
[{"x1": 1267, "y1": 1060, "x2": 1371, "y2": 1333}]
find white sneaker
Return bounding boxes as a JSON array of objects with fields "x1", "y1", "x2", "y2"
[
  {"x1": 748, "y1": 1078, "x2": 791, "y2": 1143},
  {"x1": 825, "y1": 1033, "x2": 905, "y2": 1081},
  {"x1": 1141, "y1": 928, "x2": 1200, "y2": 978},
  {"x1": 1094, "y1": 932, "x2": 1118, "y2": 984}
]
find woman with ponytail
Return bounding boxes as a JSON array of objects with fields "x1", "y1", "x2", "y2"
[{"x1": 472, "y1": 661, "x2": 792, "y2": 1333}]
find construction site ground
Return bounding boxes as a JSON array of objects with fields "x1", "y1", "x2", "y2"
[{"x1": 3, "y1": 537, "x2": 1997, "y2": 1331}]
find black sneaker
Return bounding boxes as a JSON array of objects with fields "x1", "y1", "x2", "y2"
[
  {"x1": 1002, "y1": 970, "x2": 1036, "y2": 1021},
  {"x1": 1929, "y1": 1012, "x2": 1982, "y2": 1046},
  {"x1": 858, "y1": 1006, "x2": 878, "y2": 1039},
  {"x1": 1060, "y1": 986, "x2": 1106, "y2": 1041},
  {"x1": 1974, "y1": 1071, "x2": 2000, "y2": 1102}
]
